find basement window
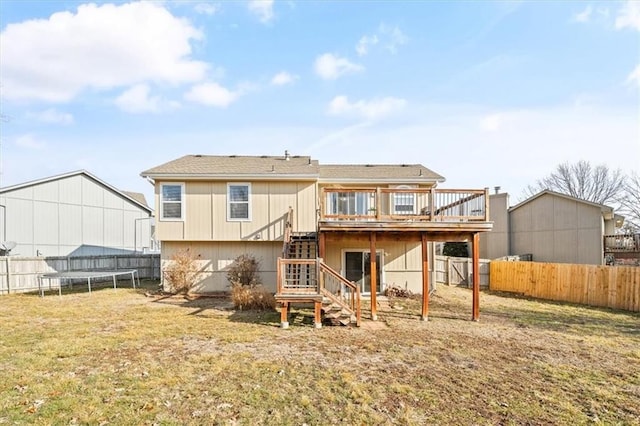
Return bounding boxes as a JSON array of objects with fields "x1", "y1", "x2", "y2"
[
  {"x1": 228, "y1": 183, "x2": 251, "y2": 221},
  {"x1": 160, "y1": 183, "x2": 185, "y2": 221}
]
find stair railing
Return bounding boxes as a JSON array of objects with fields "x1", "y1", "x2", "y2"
[
  {"x1": 318, "y1": 260, "x2": 361, "y2": 327},
  {"x1": 282, "y1": 206, "x2": 294, "y2": 258},
  {"x1": 276, "y1": 257, "x2": 361, "y2": 326}
]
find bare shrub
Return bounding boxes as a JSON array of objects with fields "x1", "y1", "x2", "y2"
[
  {"x1": 384, "y1": 285, "x2": 414, "y2": 298},
  {"x1": 226, "y1": 254, "x2": 262, "y2": 287},
  {"x1": 163, "y1": 248, "x2": 201, "y2": 294},
  {"x1": 227, "y1": 254, "x2": 274, "y2": 310},
  {"x1": 230, "y1": 283, "x2": 276, "y2": 311}
]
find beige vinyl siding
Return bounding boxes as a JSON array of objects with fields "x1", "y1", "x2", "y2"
[
  {"x1": 479, "y1": 193, "x2": 510, "y2": 260},
  {"x1": 161, "y1": 241, "x2": 281, "y2": 292},
  {"x1": 157, "y1": 180, "x2": 317, "y2": 241},
  {"x1": 510, "y1": 193, "x2": 606, "y2": 265},
  {"x1": 186, "y1": 182, "x2": 212, "y2": 239},
  {"x1": 323, "y1": 239, "x2": 428, "y2": 294}
]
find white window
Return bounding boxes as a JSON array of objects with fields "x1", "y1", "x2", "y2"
[
  {"x1": 228, "y1": 183, "x2": 251, "y2": 221},
  {"x1": 393, "y1": 185, "x2": 415, "y2": 215},
  {"x1": 160, "y1": 183, "x2": 185, "y2": 221}
]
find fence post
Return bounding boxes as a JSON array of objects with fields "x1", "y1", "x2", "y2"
[
  {"x1": 5, "y1": 257, "x2": 11, "y2": 294},
  {"x1": 446, "y1": 256, "x2": 451, "y2": 286}
]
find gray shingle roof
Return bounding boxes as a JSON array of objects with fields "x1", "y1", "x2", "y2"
[
  {"x1": 141, "y1": 155, "x2": 320, "y2": 177},
  {"x1": 319, "y1": 164, "x2": 444, "y2": 182},
  {"x1": 141, "y1": 155, "x2": 445, "y2": 183},
  {"x1": 121, "y1": 191, "x2": 149, "y2": 208}
]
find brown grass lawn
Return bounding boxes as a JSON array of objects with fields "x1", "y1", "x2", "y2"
[{"x1": 1, "y1": 281, "x2": 639, "y2": 426}]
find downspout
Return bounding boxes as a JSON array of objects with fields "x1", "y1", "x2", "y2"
[{"x1": 0, "y1": 204, "x2": 5, "y2": 243}]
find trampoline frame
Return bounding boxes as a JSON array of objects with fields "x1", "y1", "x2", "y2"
[{"x1": 38, "y1": 270, "x2": 140, "y2": 297}]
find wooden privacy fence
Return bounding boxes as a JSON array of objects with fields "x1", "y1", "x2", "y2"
[
  {"x1": 0, "y1": 254, "x2": 161, "y2": 294},
  {"x1": 434, "y1": 255, "x2": 490, "y2": 288},
  {"x1": 490, "y1": 261, "x2": 640, "y2": 312}
]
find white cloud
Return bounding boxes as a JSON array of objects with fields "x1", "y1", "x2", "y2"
[
  {"x1": 270, "y1": 71, "x2": 298, "y2": 86},
  {"x1": 248, "y1": 0, "x2": 274, "y2": 23},
  {"x1": 194, "y1": 3, "x2": 219, "y2": 16},
  {"x1": 184, "y1": 82, "x2": 238, "y2": 107},
  {"x1": 379, "y1": 24, "x2": 408, "y2": 54},
  {"x1": 356, "y1": 35, "x2": 379, "y2": 57},
  {"x1": 354, "y1": 24, "x2": 407, "y2": 57},
  {"x1": 0, "y1": 2, "x2": 208, "y2": 103},
  {"x1": 29, "y1": 108, "x2": 74, "y2": 125},
  {"x1": 615, "y1": 0, "x2": 640, "y2": 30},
  {"x1": 314, "y1": 53, "x2": 364, "y2": 80},
  {"x1": 574, "y1": 5, "x2": 592, "y2": 23},
  {"x1": 15, "y1": 134, "x2": 45, "y2": 150},
  {"x1": 114, "y1": 84, "x2": 179, "y2": 114},
  {"x1": 480, "y1": 113, "x2": 504, "y2": 132},
  {"x1": 327, "y1": 95, "x2": 406, "y2": 120},
  {"x1": 627, "y1": 64, "x2": 640, "y2": 86}
]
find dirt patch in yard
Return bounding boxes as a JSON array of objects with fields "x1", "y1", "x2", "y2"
[{"x1": 1, "y1": 283, "x2": 638, "y2": 425}]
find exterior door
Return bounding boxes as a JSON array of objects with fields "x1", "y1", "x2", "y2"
[{"x1": 344, "y1": 251, "x2": 382, "y2": 294}]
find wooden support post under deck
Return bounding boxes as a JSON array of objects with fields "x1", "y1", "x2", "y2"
[
  {"x1": 280, "y1": 302, "x2": 289, "y2": 329},
  {"x1": 314, "y1": 301, "x2": 322, "y2": 329},
  {"x1": 318, "y1": 232, "x2": 326, "y2": 259},
  {"x1": 370, "y1": 232, "x2": 378, "y2": 321},
  {"x1": 472, "y1": 233, "x2": 480, "y2": 321},
  {"x1": 421, "y1": 233, "x2": 429, "y2": 321}
]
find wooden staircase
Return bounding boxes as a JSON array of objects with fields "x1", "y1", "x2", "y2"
[
  {"x1": 322, "y1": 299, "x2": 357, "y2": 326},
  {"x1": 287, "y1": 232, "x2": 317, "y2": 260},
  {"x1": 277, "y1": 210, "x2": 360, "y2": 328}
]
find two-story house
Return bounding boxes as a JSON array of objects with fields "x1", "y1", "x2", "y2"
[{"x1": 141, "y1": 152, "x2": 493, "y2": 327}]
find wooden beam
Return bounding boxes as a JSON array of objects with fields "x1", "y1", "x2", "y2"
[
  {"x1": 370, "y1": 232, "x2": 377, "y2": 321},
  {"x1": 280, "y1": 302, "x2": 289, "y2": 329},
  {"x1": 318, "y1": 232, "x2": 326, "y2": 259},
  {"x1": 314, "y1": 301, "x2": 322, "y2": 329},
  {"x1": 421, "y1": 232, "x2": 429, "y2": 321},
  {"x1": 472, "y1": 232, "x2": 480, "y2": 321}
]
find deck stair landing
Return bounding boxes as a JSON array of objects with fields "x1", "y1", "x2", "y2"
[{"x1": 278, "y1": 230, "x2": 360, "y2": 328}]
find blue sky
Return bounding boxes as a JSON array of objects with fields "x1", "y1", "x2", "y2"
[{"x1": 1, "y1": 0, "x2": 638, "y2": 207}]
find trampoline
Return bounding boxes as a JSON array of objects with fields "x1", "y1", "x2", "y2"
[{"x1": 38, "y1": 270, "x2": 140, "y2": 297}]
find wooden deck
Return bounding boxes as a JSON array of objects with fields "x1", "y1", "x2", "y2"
[{"x1": 319, "y1": 187, "x2": 492, "y2": 236}]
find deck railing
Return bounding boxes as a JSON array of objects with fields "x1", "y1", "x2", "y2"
[
  {"x1": 320, "y1": 187, "x2": 489, "y2": 222},
  {"x1": 604, "y1": 234, "x2": 640, "y2": 252},
  {"x1": 276, "y1": 257, "x2": 361, "y2": 326}
]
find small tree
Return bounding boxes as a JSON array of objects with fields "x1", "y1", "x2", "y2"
[
  {"x1": 443, "y1": 242, "x2": 469, "y2": 257},
  {"x1": 163, "y1": 248, "x2": 201, "y2": 294},
  {"x1": 226, "y1": 253, "x2": 262, "y2": 287}
]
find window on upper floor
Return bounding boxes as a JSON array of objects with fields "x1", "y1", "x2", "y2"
[
  {"x1": 393, "y1": 185, "x2": 415, "y2": 215},
  {"x1": 160, "y1": 183, "x2": 185, "y2": 221},
  {"x1": 228, "y1": 183, "x2": 251, "y2": 221}
]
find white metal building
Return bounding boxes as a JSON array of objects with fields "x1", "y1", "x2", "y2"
[{"x1": 0, "y1": 170, "x2": 154, "y2": 257}]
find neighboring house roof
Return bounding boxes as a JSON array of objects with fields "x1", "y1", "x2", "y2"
[
  {"x1": 319, "y1": 164, "x2": 444, "y2": 184},
  {"x1": 141, "y1": 155, "x2": 320, "y2": 180},
  {"x1": 141, "y1": 154, "x2": 445, "y2": 184},
  {"x1": 509, "y1": 189, "x2": 616, "y2": 220},
  {"x1": 122, "y1": 191, "x2": 149, "y2": 208},
  {"x1": 0, "y1": 170, "x2": 153, "y2": 214}
]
